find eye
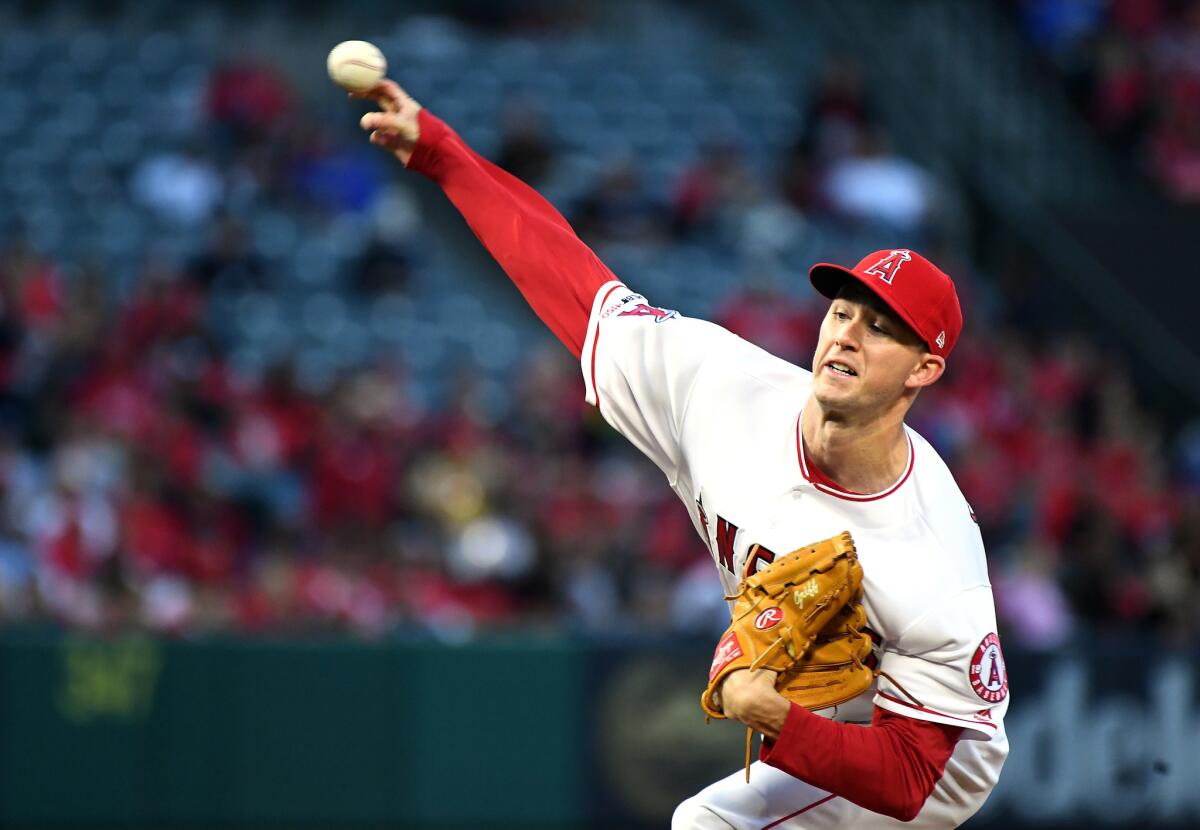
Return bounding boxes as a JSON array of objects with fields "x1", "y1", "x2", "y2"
[{"x1": 832, "y1": 309, "x2": 850, "y2": 321}]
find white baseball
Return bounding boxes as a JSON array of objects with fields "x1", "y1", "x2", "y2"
[{"x1": 326, "y1": 40, "x2": 387, "y2": 92}]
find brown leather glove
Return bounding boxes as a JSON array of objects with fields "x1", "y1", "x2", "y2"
[{"x1": 702, "y1": 531, "x2": 873, "y2": 719}]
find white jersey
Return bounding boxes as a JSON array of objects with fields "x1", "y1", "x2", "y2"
[{"x1": 581, "y1": 282, "x2": 1008, "y2": 828}]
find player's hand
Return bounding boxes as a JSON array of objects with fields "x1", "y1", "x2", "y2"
[
  {"x1": 718, "y1": 669, "x2": 790, "y2": 740},
  {"x1": 354, "y1": 79, "x2": 422, "y2": 166}
]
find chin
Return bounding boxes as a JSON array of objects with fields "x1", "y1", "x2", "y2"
[{"x1": 812, "y1": 384, "x2": 856, "y2": 413}]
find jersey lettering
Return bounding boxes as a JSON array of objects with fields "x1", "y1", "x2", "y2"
[
  {"x1": 715, "y1": 516, "x2": 739, "y2": 574},
  {"x1": 864, "y1": 626, "x2": 882, "y2": 670},
  {"x1": 864, "y1": 249, "x2": 912, "y2": 285},
  {"x1": 744, "y1": 544, "x2": 777, "y2": 579}
]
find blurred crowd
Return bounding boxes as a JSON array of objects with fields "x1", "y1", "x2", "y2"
[
  {"x1": 0, "y1": 16, "x2": 1197, "y2": 652},
  {"x1": 1011, "y1": 0, "x2": 1200, "y2": 201}
]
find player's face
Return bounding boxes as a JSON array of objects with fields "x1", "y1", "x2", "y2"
[{"x1": 811, "y1": 283, "x2": 942, "y2": 417}]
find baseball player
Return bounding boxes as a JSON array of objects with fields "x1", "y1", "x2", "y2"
[{"x1": 357, "y1": 79, "x2": 1009, "y2": 829}]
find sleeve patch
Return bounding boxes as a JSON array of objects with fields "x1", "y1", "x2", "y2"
[
  {"x1": 599, "y1": 291, "x2": 677, "y2": 322},
  {"x1": 617, "y1": 303, "x2": 677, "y2": 323},
  {"x1": 969, "y1": 632, "x2": 1008, "y2": 703}
]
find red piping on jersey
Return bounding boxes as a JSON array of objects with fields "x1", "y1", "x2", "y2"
[
  {"x1": 877, "y1": 691, "x2": 998, "y2": 731},
  {"x1": 795, "y1": 414, "x2": 915, "y2": 501},
  {"x1": 589, "y1": 284, "x2": 625, "y2": 413},
  {"x1": 760, "y1": 794, "x2": 837, "y2": 829},
  {"x1": 803, "y1": 455, "x2": 867, "y2": 495}
]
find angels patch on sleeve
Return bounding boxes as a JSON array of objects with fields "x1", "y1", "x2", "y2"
[{"x1": 969, "y1": 632, "x2": 1008, "y2": 703}]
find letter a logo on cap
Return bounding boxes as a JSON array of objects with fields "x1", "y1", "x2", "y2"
[{"x1": 864, "y1": 250, "x2": 912, "y2": 285}]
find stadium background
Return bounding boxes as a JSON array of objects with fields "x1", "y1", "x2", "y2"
[{"x1": 0, "y1": 0, "x2": 1198, "y2": 827}]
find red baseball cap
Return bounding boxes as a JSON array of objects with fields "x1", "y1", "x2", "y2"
[{"x1": 809, "y1": 249, "x2": 963, "y2": 358}]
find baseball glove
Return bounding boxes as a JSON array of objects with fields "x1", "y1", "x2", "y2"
[{"x1": 701, "y1": 531, "x2": 874, "y2": 720}]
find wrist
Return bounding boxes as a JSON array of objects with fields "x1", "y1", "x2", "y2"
[
  {"x1": 748, "y1": 689, "x2": 791, "y2": 740},
  {"x1": 407, "y1": 109, "x2": 450, "y2": 175},
  {"x1": 719, "y1": 670, "x2": 790, "y2": 739}
]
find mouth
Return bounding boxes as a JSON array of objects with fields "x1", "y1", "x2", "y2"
[{"x1": 823, "y1": 360, "x2": 858, "y2": 378}]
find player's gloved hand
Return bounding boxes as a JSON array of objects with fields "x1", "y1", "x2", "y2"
[
  {"x1": 355, "y1": 79, "x2": 423, "y2": 165},
  {"x1": 702, "y1": 531, "x2": 874, "y2": 718},
  {"x1": 701, "y1": 531, "x2": 873, "y2": 781},
  {"x1": 717, "y1": 669, "x2": 789, "y2": 739}
]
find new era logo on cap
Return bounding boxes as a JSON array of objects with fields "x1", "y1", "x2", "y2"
[{"x1": 808, "y1": 249, "x2": 964, "y2": 357}]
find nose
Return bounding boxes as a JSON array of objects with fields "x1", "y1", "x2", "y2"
[{"x1": 832, "y1": 318, "x2": 861, "y2": 351}]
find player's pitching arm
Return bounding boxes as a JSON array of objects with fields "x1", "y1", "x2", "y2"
[
  {"x1": 357, "y1": 80, "x2": 611, "y2": 358},
  {"x1": 358, "y1": 78, "x2": 728, "y2": 481}
]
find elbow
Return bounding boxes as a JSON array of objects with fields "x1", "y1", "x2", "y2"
[
  {"x1": 877, "y1": 789, "x2": 932, "y2": 823},
  {"x1": 871, "y1": 801, "x2": 919, "y2": 823},
  {"x1": 858, "y1": 776, "x2": 935, "y2": 823}
]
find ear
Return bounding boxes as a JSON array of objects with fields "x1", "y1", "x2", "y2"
[{"x1": 905, "y1": 352, "x2": 945, "y2": 390}]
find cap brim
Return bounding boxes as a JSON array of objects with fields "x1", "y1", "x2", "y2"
[
  {"x1": 807, "y1": 262, "x2": 928, "y2": 348},
  {"x1": 808, "y1": 263, "x2": 857, "y2": 300}
]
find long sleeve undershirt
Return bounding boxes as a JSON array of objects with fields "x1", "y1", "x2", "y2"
[
  {"x1": 406, "y1": 108, "x2": 965, "y2": 822},
  {"x1": 406, "y1": 109, "x2": 611, "y2": 358},
  {"x1": 761, "y1": 704, "x2": 963, "y2": 822}
]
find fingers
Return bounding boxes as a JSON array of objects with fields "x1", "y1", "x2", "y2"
[
  {"x1": 360, "y1": 112, "x2": 406, "y2": 138},
  {"x1": 360, "y1": 111, "x2": 392, "y2": 132},
  {"x1": 350, "y1": 80, "x2": 420, "y2": 164},
  {"x1": 368, "y1": 129, "x2": 402, "y2": 145},
  {"x1": 348, "y1": 90, "x2": 393, "y2": 113},
  {"x1": 374, "y1": 79, "x2": 409, "y2": 112},
  {"x1": 349, "y1": 79, "x2": 410, "y2": 113}
]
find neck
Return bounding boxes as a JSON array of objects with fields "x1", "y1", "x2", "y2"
[{"x1": 801, "y1": 400, "x2": 910, "y2": 494}]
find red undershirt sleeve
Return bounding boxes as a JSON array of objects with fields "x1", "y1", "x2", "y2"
[
  {"x1": 760, "y1": 704, "x2": 963, "y2": 822},
  {"x1": 405, "y1": 108, "x2": 615, "y2": 358}
]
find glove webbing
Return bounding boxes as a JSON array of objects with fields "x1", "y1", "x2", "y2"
[{"x1": 726, "y1": 569, "x2": 856, "y2": 672}]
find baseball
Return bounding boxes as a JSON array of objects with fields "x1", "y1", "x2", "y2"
[{"x1": 326, "y1": 40, "x2": 387, "y2": 92}]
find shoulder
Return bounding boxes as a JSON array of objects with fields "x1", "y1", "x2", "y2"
[
  {"x1": 906, "y1": 429, "x2": 976, "y2": 529},
  {"x1": 591, "y1": 284, "x2": 812, "y2": 381},
  {"x1": 904, "y1": 428, "x2": 989, "y2": 582},
  {"x1": 692, "y1": 330, "x2": 813, "y2": 400},
  {"x1": 673, "y1": 335, "x2": 812, "y2": 445}
]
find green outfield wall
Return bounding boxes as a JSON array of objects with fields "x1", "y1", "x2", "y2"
[
  {"x1": 1, "y1": 629, "x2": 1198, "y2": 829},
  {"x1": 0, "y1": 630, "x2": 589, "y2": 828}
]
